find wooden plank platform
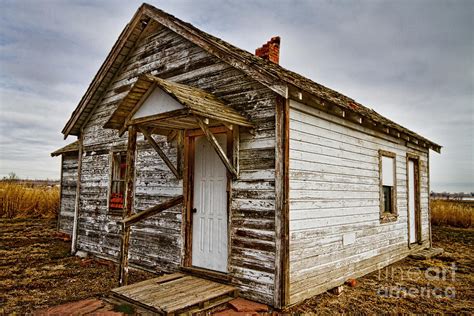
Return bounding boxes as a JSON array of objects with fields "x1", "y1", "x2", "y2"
[
  {"x1": 409, "y1": 247, "x2": 444, "y2": 260},
  {"x1": 111, "y1": 273, "x2": 237, "y2": 315}
]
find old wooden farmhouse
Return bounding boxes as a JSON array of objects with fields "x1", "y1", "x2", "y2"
[{"x1": 52, "y1": 3, "x2": 441, "y2": 308}]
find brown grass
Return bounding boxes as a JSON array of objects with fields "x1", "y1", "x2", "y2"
[
  {"x1": 431, "y1": 199, "x2": 473, "y2": 228},
  {"x1": 0, "y1": 182, "x2": 60, "y2": 218}
]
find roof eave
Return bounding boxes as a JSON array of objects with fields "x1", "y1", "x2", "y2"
[
  {"x1": 287, "y1": 86, "x2": 441, "y2": 154},
  {"x1": 61, "y1": 4, "x2": 149, "y2": 138}
]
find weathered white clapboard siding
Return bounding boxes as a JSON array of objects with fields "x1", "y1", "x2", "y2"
[
  {"x1": 288, "y1": 100, "x2": 429, "y2": 304},
  {"x1": 131, "y1": 137, "x2": 183, "y2": 270},
  {"x1": 58, "y1": 154, "x2": 78, "y2": 234},
  {"x1": 76, "y1": 23, "x2": 277, "y2": 304}
]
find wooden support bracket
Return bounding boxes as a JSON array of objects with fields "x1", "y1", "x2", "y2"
[
  {"x1": 167, "y1": 130, "x2": 178, "y2": 143},
  {"x1": 118, "y1": 195, "x2": 183, "y2": 288},
  {"x1": 196, "y1": 116, "x2": 238, "y2": 179},
  {"x1": 138, "y1": 126, "x2": 181, "y2": 180},
  {"x1": 123, "y1": 195, "x2": 184, "y2": 227}
]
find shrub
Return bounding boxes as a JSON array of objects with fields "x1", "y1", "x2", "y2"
[{"x1": 431, "y1": 199, "x2": 473, "y2": 228}]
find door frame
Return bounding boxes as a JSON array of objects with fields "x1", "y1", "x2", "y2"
[
  {"x1": 406, "y1": 153, "x2": 422, "y2": 247},
  {"x1": 181, "y1": 126, "x2": 233, "y2": 277}
]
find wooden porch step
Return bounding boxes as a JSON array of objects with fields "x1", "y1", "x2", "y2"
[
  {"x1": 110, "y1": 273, "x2": 237, "y2": 315},
  {"x1": 409, "y1": 247, "x2": 444, "y2": 260}
]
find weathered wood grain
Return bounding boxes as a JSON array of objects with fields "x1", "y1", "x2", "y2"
[{"x1": 58, "y1": 154, "x2": 78, "y2": 234}]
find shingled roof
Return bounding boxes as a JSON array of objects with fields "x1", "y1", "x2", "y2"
[{"x1": 62, "y1": 3, "x2": 441, "y2": 152}]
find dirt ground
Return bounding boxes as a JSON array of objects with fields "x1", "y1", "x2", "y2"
[
  {"x1": 0, "y1": 219, "x2": 155, "y2": 315},
  {"x1": 0, "y1": 218, "x2": 473, "y2": 314}
]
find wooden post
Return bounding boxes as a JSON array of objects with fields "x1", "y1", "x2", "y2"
[
  {"x1": 427, "y1": 153, "x2": 432, "y2": 248},
  {"x1": 71, "y1": 134, "x2": 83, "y2": 254},
  {"x1": 182, "y1": 134, "x2": 193, "y2": 267},
  {"x1": 176, "y1": 130, "x2": 184, "y2": 178},
  {"x1": 118, "y1": 126, "x2": 137, "y2": 286},
  {"x1": 274, "y1": 96, "x2": 289, "y2": 308},
  {"x1": 282, "y1": 99, "x2": 290, "y2": 306}
]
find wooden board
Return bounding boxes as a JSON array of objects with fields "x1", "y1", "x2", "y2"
[{"x1": 111, "y1": 273, "x2": 237, "y2": 315}]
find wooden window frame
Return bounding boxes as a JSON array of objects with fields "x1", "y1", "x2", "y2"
[
  {"x1": 379, "y1": 150, "x2": 398, "y2": 223},
  {"x1": 108, "y1": 150, "x2": 127, "y2": 215}
]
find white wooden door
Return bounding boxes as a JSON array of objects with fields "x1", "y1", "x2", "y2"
[
  {"x1": 408, "y1": 160, "x2": 417, "y2": 244},
  {"x1": 192, "y1": 134, "x2": 228, "y2": 272}
]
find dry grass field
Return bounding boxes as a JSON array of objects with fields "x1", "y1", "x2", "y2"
[
  {"x1": 0, "y1": 182, "x2": 59, "y2": 218},
  {"x1": 431, "y1": 199, "x2": 473, "y2": 228}
]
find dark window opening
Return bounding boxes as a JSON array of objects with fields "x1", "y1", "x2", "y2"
[
  {"x1": 383, "y1": 185, "x2": 393, "y2": 213},
  {"x1": 110, "y1": 152, "x2": 127, "y2": 210}
]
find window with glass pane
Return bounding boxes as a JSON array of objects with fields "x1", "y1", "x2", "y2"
[
  {"x1": 110, "y1": 152, "x2": 126, "y2": 210},
  {"x1": 380, "y1": 153, "x2": 396, "y2": 215}
]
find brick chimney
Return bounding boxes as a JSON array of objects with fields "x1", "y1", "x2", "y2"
[{"x1": 255, "y1": 36, "x2": 280, "y2": 64}]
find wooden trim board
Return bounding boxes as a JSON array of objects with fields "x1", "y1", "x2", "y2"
[
  {"x1": 274, "y1": 96, "x2": 289, "y2": 308},
  {"x1": 71, "y1": 134, "x2": 83, "y2": 253},
  {"x1": 182, "y1": 128, "x2": 232, "y2": 274}
]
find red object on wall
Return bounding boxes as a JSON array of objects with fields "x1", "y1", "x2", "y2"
[{"x1": 110, "y1": 193, "x2": 124, "y2": 209}]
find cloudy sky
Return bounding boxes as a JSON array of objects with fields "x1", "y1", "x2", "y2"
[{"x1": 0, "y1": 0, "x2": 472, "y2": 192}]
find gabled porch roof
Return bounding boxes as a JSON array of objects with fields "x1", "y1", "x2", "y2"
[{"x1": 104, "y1": 74, "x2": 253, "y2": 135}]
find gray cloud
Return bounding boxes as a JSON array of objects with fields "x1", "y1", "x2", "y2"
[{"x1": 0, "y1": 0, "x2": 472, "y2": 192}]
